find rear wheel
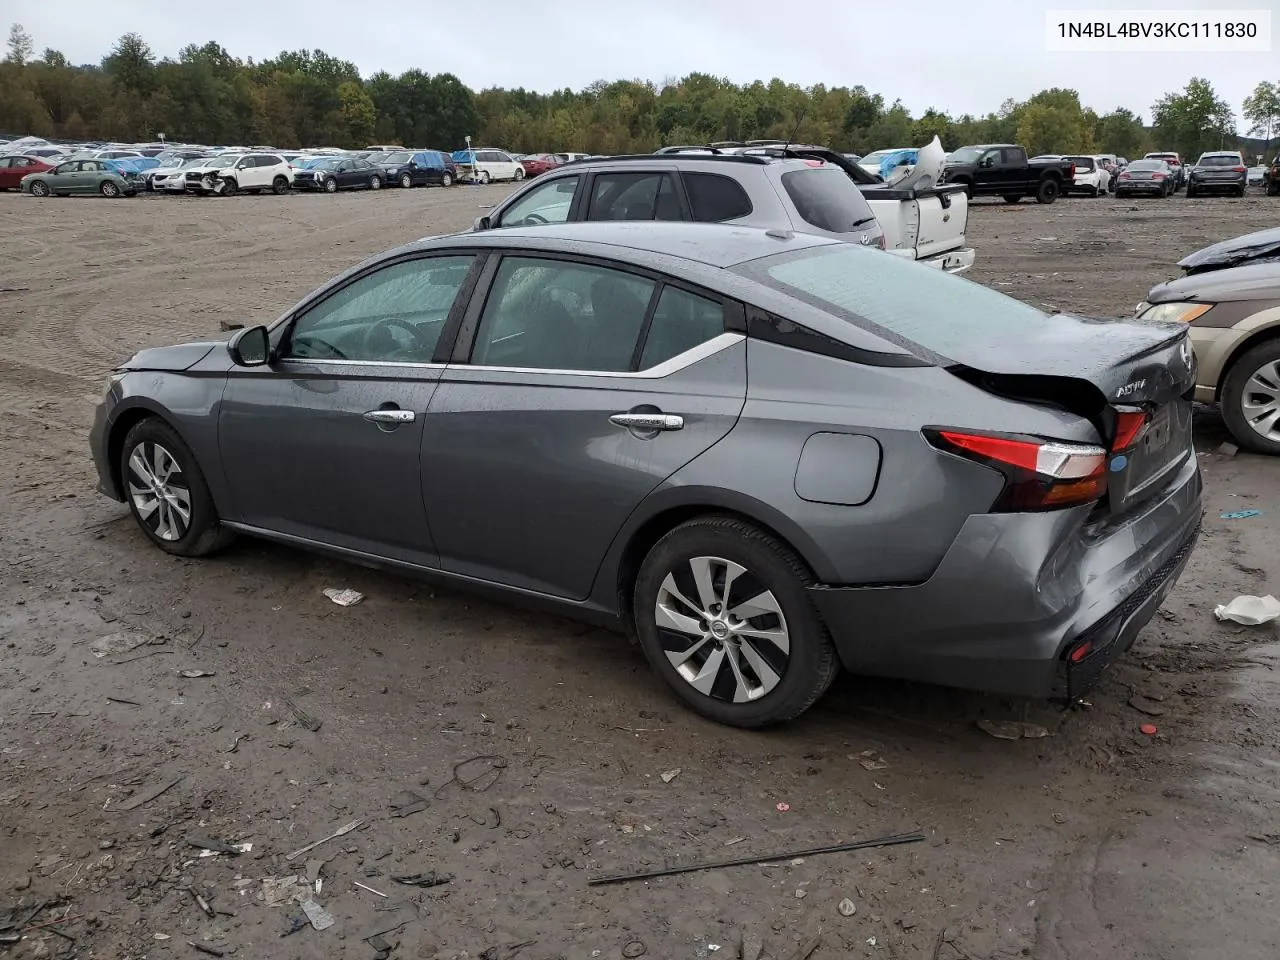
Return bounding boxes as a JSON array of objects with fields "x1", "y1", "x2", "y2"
[
  {"x1": 120, "y1": 418, "x2": 233, "y2": 557},
  {"x1": 29, "y1": 180, "x2": 50, "y2": 197},
  {"x1": 1035, "y1": 178, "x2": 1060, "y2": 204},
  {"x1": 400, "y1": 173, "x2": 412, "y2": 188},
  {"x1": 1236, "y1": 185, "x2": 1247, "y2": 198},
  {"x1": 632, "y1": 516, "x2": 839, "y2": 728},
  {"x1": 1221, "y1": 339, "x2": 1280, "y2": 456},
  {"x1": 100, "y1": 180, "x2": 121, "y2": 198},
  {"x1": 272, "y1": 176, "x2": 289, "y2": 195},
  {"x1": 1002, "y1": 194, "x2": 1023, "y2": 204}
]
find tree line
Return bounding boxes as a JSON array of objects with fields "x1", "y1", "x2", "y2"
[{"x1": 3, "y1": 25, "x2": 1278, "y2": 163}]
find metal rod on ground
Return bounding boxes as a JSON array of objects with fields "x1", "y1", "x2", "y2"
[{"x1": 587, "y1": 830, "x2": 926, "y2": 886}]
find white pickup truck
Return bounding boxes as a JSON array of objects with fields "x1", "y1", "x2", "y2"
[{"x1": 770, "y1": 138, "x2": 975, "y2": 273}]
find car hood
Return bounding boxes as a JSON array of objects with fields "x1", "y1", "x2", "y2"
[
  {"x1": 1147, "y1": 261, "x2": 1280, "y2": 304},
  {"x1": 1178, "y1": 226, "x2": 1280, "y2": 274},
  {"x1": 118, "y1": 335, "x2": 232, "y2": 372}
]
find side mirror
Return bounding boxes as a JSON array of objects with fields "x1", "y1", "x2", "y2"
[
  {"x1": 227, "y1": 325, "x2": 270, "y2": 366},
  {"x1": 474, "y1": 215, "x2": 491, "y2": 231}
]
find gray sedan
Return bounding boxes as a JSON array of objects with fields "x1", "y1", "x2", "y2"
[{"x1": 89, "y1": 223, "x2": 1202, "y2": 727}]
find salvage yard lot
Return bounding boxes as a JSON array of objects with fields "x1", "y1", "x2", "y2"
[{"x1": 2, "y1": 189, "x2": 1279, "y2": 959}]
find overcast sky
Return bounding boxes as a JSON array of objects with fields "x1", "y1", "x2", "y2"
[{"x1": 13, "y1": 0, "x2": 1273, "y2": 125}]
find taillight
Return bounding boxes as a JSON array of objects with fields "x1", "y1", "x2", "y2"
[
  {"x1": 1119, "y1": 172, "x2": 1130, "y2": 179},
  {"x1": 1067, "y1": 163, "x2": 1076, "y2": 178},
  {"x1": 1231, "y1": 165, "x2": 1246, "y2": 173},
  {"x1": 1152, "y1": 173, "x2": 1166, "y2": 180},
  {"x1": 1111, "y1": 408, "x2": 1148, "y2": 451},
  {"x1": 925, "y1": 429, "x2": 1108, "y2": 511}
]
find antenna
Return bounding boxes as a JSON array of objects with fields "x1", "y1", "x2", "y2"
[{"x1": 783, "y1": 108, "x2": 807, "y2": 151}]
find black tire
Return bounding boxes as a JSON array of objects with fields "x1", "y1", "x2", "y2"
[
  {"x1": 119, "y1": 418, "x2": 234, "y2": 557},
  {"x1": 479, "y1": 170, "x2": 491, "y2": 184},
  {"x1": 220, "y1": 178, "x2": 238, "y2": 197},
  {"x1": 1035, "y1": 177, "x2": 1060, "y2": 204},
  {"x1": 632, "y1": 515, "x2": 839, "y2": 728},
  {"x1": 369, "y1": 175, "x2": 381, "y2": 190},
  {"x1": 514, "y1": 167, "x2": 525, "y2": 181},
  {"x1": 100, "y1": 180, "x2": 121, "y2": 198},
  {"x1": 1002, "y1": 194, "x2": 1023, "y2": 204},
  {"x1": 324, "y1": 177, "x2": 338, "y2": 193},
  {"x1": 272, "y1": 176, "x2": 289, "y2": 195},
  {"x1": 441, "y1": 172, "x2": 453, "y2": 187},
  {"x1": 29, "y1": 180, "x2": 50, "y2": 197},
  {"x1": 1186, "y1": 186, "x2": 1197, "y2": 198},
  {"x1": 399, "y1": 173, "x2": 412, "y2": 188},
  {"x1": 1236, "y1": 186, "x2": 1247, "y2": 198},
  {"x1": 1220, "y1": 339, "x2": 1280, "y2": 456}
]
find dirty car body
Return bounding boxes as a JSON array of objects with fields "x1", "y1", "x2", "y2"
[
  {"x1": 1179, "y1": 226, "x2": 1280, "y2": 276},
  {"x1": 90, "y1": 223, "x2": 1201, "y2": 725}
]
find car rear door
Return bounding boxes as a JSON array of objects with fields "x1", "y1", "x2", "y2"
[
  {"x1": 217, "y1": 253, "x2": 480, "y2": 564},
  {"x1": 420, "y1": 251, "x2": 747, "y2": 599}
]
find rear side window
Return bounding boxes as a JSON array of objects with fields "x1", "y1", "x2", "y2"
[
  {"x1": 639, "y1": 286, "x2": 725, "y2": 368},
  {"x1": 779, "y1": 168, "x2": 875, "y2": 234},
  {"x1": 755, "y1": 246, "x2": 1047, "y2": 357},
  {"x1": 683, "y1": 172, "x2": 752, "y2": 222}
]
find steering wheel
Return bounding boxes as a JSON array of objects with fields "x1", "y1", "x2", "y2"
[
  {"x1": 521, "y1": 213, "x2": 549, "y2": 225},
  {"x1": 361, "y1": 317, "x2": 431, "y2": 358}
]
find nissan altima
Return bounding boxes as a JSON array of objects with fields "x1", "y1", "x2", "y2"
[{"x1": 89, "y1": 223, "x2": 1202, "y2": 727}]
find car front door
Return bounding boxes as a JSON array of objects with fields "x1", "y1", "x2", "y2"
[
  {"x1": 216, "y1": 253, "x2": 480, "y2": 565},
  {"x1": 73, "y1": 160, "x2": 102, "y2": 193},
  {"x1": 0, "y1": 158, "x2": 16, "y2": 189},
  {"x1": 421, "y1": 252, "x2": 746, "y2": 599},
  {"x1": 493, "y1": 173, "x2": 583, "y2": 227}
]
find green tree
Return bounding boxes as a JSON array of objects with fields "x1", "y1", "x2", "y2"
[
  {"x1": 865, "y1": 100, "x2": 913, "y2": 149},
  {"x1": 103, "y1": 32, "x2": 155, "y2": 96},
  {"x1": 6, "y1": 23, "x2": 33, "y2": 64},
  {"x1": 337, "y1": 80, "x2": 376, "y2": 146},
  {"x1": 1096, "y1": 107, "x2": 1147, "y2": 158},
  {"x1": 912, "y1": 108, "x2": 954, "y2": 149},
  {"x1": 1152, "y1": 77, "x2": 1235, "y2": 159},
  {"x1": 1242, "y1": 81, "x2": 1280, "y2": 159}
]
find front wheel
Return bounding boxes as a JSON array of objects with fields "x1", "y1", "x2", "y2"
[
  {"x1": 100, "y1": 180, "x2": 121, "y2": 198},
  {"x1": 1035, "y1": 178, "x2": 1060, "y2": 204},
  {"x1": 120, "y1": 418, "x2": 233, "y2": 557},
  {"x1": 632, "y1": 516, "x2": 839, "y2": 728},
  {"x1": 29, "y1": 180, "x2": 50, "y2": 197},
  {"x1": 1002, "y1": 194, "x2": 1023, "y2": 204},
  {"x1": 369, "y1": 175, "x2": 381, "y2": 190},
  {"x1": 514, "y1": 167, "x2": 525, "y2": 181},
  {"x1": 1221, "y1": 340, "x2": 1280, "y2": 456},
  {"x1": 440, "y1": 172, "x2": 453, "y2": 187},
  {"x1": 1186, "y1": 186, "x2": 1197, "y2": 198},
  {"x1": 324, "y1": 177, "x2": 338, "y2": 193},
  {"x1": 220, "y1": 179, "x2": 237, "y2": 197},
  {"x1": 479, "y1": 170, "x2": 491, "y2": 184}
]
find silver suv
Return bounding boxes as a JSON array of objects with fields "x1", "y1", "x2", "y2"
[{"x1": 472, "y1": 154, "x2": 885, "y2": 250}]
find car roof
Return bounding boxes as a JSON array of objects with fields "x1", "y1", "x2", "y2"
[{"x1": 410, "y1": 222, "x2": 839, "y2": 270}]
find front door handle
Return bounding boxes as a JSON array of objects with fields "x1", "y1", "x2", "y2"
[
  {"x1": 363, "y1": 409, "x2": 415, "y2": 424},
  {"x1": 610, "y1": 412, "x2": 684, "y2": 432}
]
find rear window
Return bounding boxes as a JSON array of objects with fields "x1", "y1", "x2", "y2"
[
  {"x1": 683, "y1": 172, "x2": 752, "y2": 222},
  {"x1": 779, "y1": 167, "x2": 875, "y2": 234},
  {"x1": 1197, "y1": 155, "x2": 1239, "y2": 167},
  {"x1": 1068, "y1": 156, "x2": 1094, "y2": 171},
  {"x1": 750, "y1": 246, "x2": 1047, "y2": 358},
  {"x1": 1128, "y1": 160, "x2": 1163, "y2": 171}
]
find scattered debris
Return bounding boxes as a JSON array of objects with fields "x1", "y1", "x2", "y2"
[
  {"x1": 588, "y1": 830, "x2": 925, "y2": 885},
  {"x1": 794, "y1": 888, "x2": 806, "y2": 899},
  {"x1": 976, "y1": 719, "x2": 1050, "y2": 740},
  {"x1": 179, "y1": 669, "x2": 216, "y2": 678},
  {"x1": 855, "y1": 750, "x2": 888, "y2": 771},
  {"x1": 367, "y1": 933, "x2": 394, "y2": 960},
  {"x1": 775, "y1": 802, "x2": 790, "y2": 813},
  {"x1": 1221, "y1": 509, "x2": 1262, "y2": 520},
  {"x1": 91, "y1": 631, "x2": 151, "y2": 658},
  {"x1": 188, "y1": 942, "x2": 226, "y2": 957},
  {"x1": 1247, "y1": 833, "x2": 1280, "y2": 845},
  {"x1": 724, "y1": 837, "x2": 746, "y2": 846},
  {"x1": 660, "y1": 768, "x2": 681, "y2": 784},
  {"x1": 782, "y1": 934, "x2": 822, "y2": 960},
  {"x1": 188, "y1": 836, "x2": 251, "y2": 857},
  {"x1": 434, "y1": 754, "x2": 507, "y2": 798},
  {"x1": 323, "y1": 588, "x2": 365, "y2": 606},
  {"x1": 1217, "y1": 441, "x2": 1239, "y2": 456},
  {"x1": 262, "y1": 877, "x2": 307, "y2": 907},
  {"x1": 392, "y1": 870, "x2": 452, "y2": 888},
  {"x1": 1127, "y1": 695, "x2": 1166, "y2": 717},
  {"x1": 479, "y1": 939, "x2": 537, "y2": 960},
  {"x1": 622, "y1": 940, "x2": 647, "y2": 958},
  {"x1": 188, "y1": 888, "x2": 215, "y2": 918},
  {"x1": 299, "y1": 898, "x2": 335, "y2": 931},
  {"x1": 280, "y1": 696, "x2": 322, "y2": 732},
  {"x1": 740, "y1": 928, "x2": 763, "y2": 960},
  {"x1": 354, "y1": 881, "x2": 388, "y2": 898},
  {"x1": 106, "y1": 696, "x2": 141, "y2": 706},
  {"x1": 285, "y1": 818, "x2": 364, "y2": 861},
  {"x1": 389, "y1": 790, "x2": 428, "y2": 818},
  {"x1": 1214, "y1": 595, "x2": 1280, "y2": 625},
  {"x1": 1140, "y1": 723, "x2": 1159, "y2": 736},
  {"x1": 118, "y1": 774, "x2": 184, "y2": 811},
  {"x1": 838, "y1": 897, "x2": 857, "y2": 917}
]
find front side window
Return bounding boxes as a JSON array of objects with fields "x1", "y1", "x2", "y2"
[
  {"x1": 471, "y1": 257, "x2": 656, "y2": 371},
  {"x1": 284, "y1": 255, "x2": 475, "y2": 363},
  {"x1": 498, "y1": 176, "x2": 580, "y2": 226}
]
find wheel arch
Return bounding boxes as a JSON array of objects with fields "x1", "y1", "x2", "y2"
[
  {"x1": 104, "y1": 400, "x2": 188, "y2": 500},
  {"x1": 1216, "y1": 322, "x2": 1280, "y2": 402},
  {"x1": 595, "y1": 487, "x2": 836, "y2": 631}
]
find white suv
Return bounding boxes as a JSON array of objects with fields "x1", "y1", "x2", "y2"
[
  {"x1": 213, "y1": 153, "x2": 294, "y2": 196},
  {"x1": 467, "y1": 149, "x2": 525, "y2": 184}
]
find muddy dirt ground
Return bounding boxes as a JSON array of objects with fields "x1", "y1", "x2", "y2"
[{"x1": 1, "y1": 185, "x2": 1278, "y2": 960}]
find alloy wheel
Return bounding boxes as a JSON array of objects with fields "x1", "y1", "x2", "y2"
[
  {"x1": 1242, "y1": 358, "x2": 1280, "y2": 442},
  {"x1": 126, "y1": 441, "x2": 192, "y2": 541},
  {"x1": 654, "y1": 556, "x2": 790, "y2": 703}
]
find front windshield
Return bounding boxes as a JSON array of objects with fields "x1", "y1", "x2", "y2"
[
  {"x1": 859, "y1": 151, "x2": 894, "y2": 164},
  {"x1": 206, "y1": 154, "x2": 240, "y2": 168},
  {"x1": 311, "y1": 158, "x2": 341, "y2": 170},
  {"x1": 385, "y1": 152, "x2": 412, "y2": 163},
  {"x1": 948, "y1": 146, "x2": 986, "y2": 164}
]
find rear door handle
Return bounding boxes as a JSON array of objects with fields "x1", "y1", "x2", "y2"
[
  {"x1": 610, "y1": 413, "x2": 684, "y2": 431},
  {"x1": 363, "y1": 409, "x2": 416, "y2": 424}
]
